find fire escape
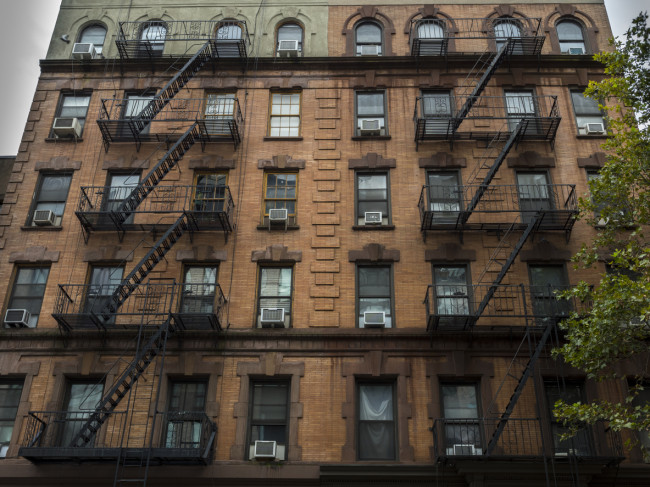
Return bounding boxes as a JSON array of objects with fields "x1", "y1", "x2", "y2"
[
  {"x1": 411, "y1": 15, "x2": 622, "y2": 477},
  {"x1": 20, "y1": 19, "x2": 246, "y2": 484}
]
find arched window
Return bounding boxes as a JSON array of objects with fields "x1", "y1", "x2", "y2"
[
  {"x1": 417, "y1": 19, "x2": 445, "y2": 40},
  {"x1": 216, "y1": 21, "x2": 242, "y2": 40},
  {"x1": 355, "y1": 21, "x2": 382, "y2": 56},
  {"x1": 139, "y1": 21, "x2": 166, "y2": 56},
  {"x1": 557, "y1": 19, "x2": 586, "y2": 54},
  {"x1": 493, "y1": 18, "x2": 522, "y2": 51},
  {"x1": 277, "y1": 23, "x2": 303, "y2": 56},
  {"x1": 78, "y1": 24, "x2": 107, "y2": 54}
]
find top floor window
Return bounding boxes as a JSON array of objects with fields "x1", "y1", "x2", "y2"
[
  {"x1": 139, "y1": 21, "x2": 166, "y2": 56},
  {"x1": 78, "y1": 24, "x2": 107, "y2": 54},
  {"x1": 355, "y1": 21, "x2": 382, "y2": 56},
  {"x1": 417, "y1": 18, "x2": 445, "y2": 40},
  {"x1": 557, "y1": 19, "x2": 586, "y2": 54},
  {"x1": 216, "y1": 21, "x2": 242, "y2": 40},
  {"x1": 277, "y1": 23, "x2": 303, "y2": 56},
  {"x1": 494, "y1": 18, "x2": 522, "y2": 51}
]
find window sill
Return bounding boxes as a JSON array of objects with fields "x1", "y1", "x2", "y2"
[
  {"x1": 45, "y1": 137, "x2": 83, "y2": 143},
  {"x1": 352, "y1": 136, "x2": 391, "y2": 141},
  {"x1": 21, "y1": 225, "x2": 63, "y2": 231},
  {"x1": 353, "y1": 224, "x2": 395, "y2": 231},
  {"x1": 576, "y1": 134, "x2": 609, "y2": 140},
  {"x1": 263, "y1": 136, "x2": 303, "y2": 141},
  {"x1": 256, "y1": 224, "x2": 300, "y2": 231}
]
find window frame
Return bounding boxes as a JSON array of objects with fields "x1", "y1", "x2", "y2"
[
  {"x1": 5, "y1": 266, "x2": 50, "y2": 328},
  {"x1": 139, "y1": 20, "x2": 167, "y2": 56},
  {"x1": 256, "y1": 266, "x2": 294, "y2": 329},
  {"x1": 267, "y1": 91, "x2": 302, "y2": 138},
  {"x1": 0, "y1": 379, "x2": 23, "y2": 457},
  {"x1": 355, "y1": 20, "x2": 383, "y2": 56},
  {"x1": 247, "y1": 379, "x2": 290, "y2": 460},
  {"x1": 356, "y1": 381, "x2": 397, "y2": 460},
  {"x1": 432, "y1": 263, "x2": 472, "y2": 319},
  {"x1": 355, "y1": 90, "x2": 388, "y2": 137},
  {"x1": 60, "y1": 379, "x2": 104, "y2": 447},
  {"x1": 427, "y1": 170, "x2": 463, "y2": 224},
  {"x1": 527, "y1": 263, "x2": 571, "y2": 321},
  {"x1": 440, "y1": 382, "x2": 482, "y2": 455},
  {"x1": 164, "y1": 379, "x2": 208, "y2": 449},
  {"x1": 262, "y1": 171, "x2": 298, "y2": 220},
  {"x1": 26, "y1": 172, "x2": 73, "y2": 227},
  {"x1": 493, "y1": 17, "x2": 523, "y2": 51},
  {"x1": 544, "y1": 380, "x2": 593, "y2": 456},
  {"x1": 50, "y1": 91, "x2": 91, "y2": 138},
  {"x1": 192, "y1": 170, "x2": 228, "y2": 214},
  {"x1": 515, "y1": 170, "x2": 553, "y2": 222},
  {"x1": 556, "y1": 18, "x2": 587, "y2": 54},
  {"x1": 77, "y1": 23, "x2": 107, "y2": 54},
  {"x1": 355, "y1": 171, "x2": 391, "y2": 226},
  {"x1": 570, "y1": 88, "x2": 606, "y2": 136},
  {"x1": 356, "y1": 264, "x2": 394, "y2": 328},
  {"x1": 276, "y1": 22, "x2": 304, "y2": 56},
  {"x1": 180, "y1": 264, "x2": 219, "y2": 315}
]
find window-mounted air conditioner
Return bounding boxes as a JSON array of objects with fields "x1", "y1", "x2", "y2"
[
  {"x1": 359, "y1": 44, "x2": 380, "y2": 56},
  {"x1": 269, "y1": 208, "x2": 288, "y2": 222},
  {"x1": 277, "y1": 40, "x2": 299, "y2": 57},
  {"x1": 253, "y1": 440, "x2": 277, "y2": 459},
  {"x1": 52, "y1": 117, "x2": 82, "y2": 138},
  {"x1": 566, "y1": 47, "x2": 584, "y2": 55},
  {"x1": 450, "y1": 444, "x2": 480, "y2": 455},
  {"x1": 359, "y1": 119, "x2": 381, "y2": 136},
  {"x1": 72, "y1": 43, "x2": 97, "y2": 60},
  {"x1": 4, "y1": 309, "x2": 30, "y2": 328},
  {"x1": 32, "y1": 209, "x2": 56, "y2": 226},
  {"x1": 555, "y1": 448, "x2": 578, "y2": 457},
  {"x1": 260, "y1": 308, "x2": 285, "y2": 327},
  {"x1": 585, "y1": 123, "x2": 605, "y2": 135},
  {"x1": 363, "y1": 311, "x2": 386, "y2": 327},
  {"x1": 364, "y1": 212, "x2": 382, "y2": 225}
]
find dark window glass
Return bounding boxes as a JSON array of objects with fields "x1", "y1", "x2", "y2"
[
  {"x1": 545, "y1": 381, "x2": 592, "y2": 456},
  {"x1": 165, "y1": 381, "x2": 207, "y2": 449},
  {"x1": 427, "y1": 172, "x2": 462, "y2": 223},
  {"x1": 357, "y1": 265, "x2": 393, "y2": 328},
  {"x1": 51, "y1": 94, "x2": 90, "y2": 137},
  {"x1": 84, "y1": 265, "x2": 124, "y2": 325},
  {"x1": 571, "y1": 90, "x2": 605, "y2": 134},
  {"x1": 557, "y1": 20, "x2": 586, "y2": 53},
  {"x1": 60, "y1": 381, "x2": 104, "y2": 447},
  {"x1": 7, "y1": 267, "x2": 49, "y2": 328},
  {"x1": 248, "y1": 381, "x2": 289, "y2": 460},
  {"x1": 516, "y1": 172, "x2": 552, "y2": 222},
  {"x1": 358, "y1": 383, "x2": 395, "y2": 460},
  {"x1": 529, "y1": 265, "x2": 571, "y2": 320},
  {"x1": 433, "y1": 265, "x2": 471, "y2": 317},
  {"x1": 441, "y1": 384, "x2": 481, "y2": 454},
  {"x1": 0, "y1": 381, "x2": 23, "y2": 457}
]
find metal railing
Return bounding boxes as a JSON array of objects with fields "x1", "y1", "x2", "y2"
[
  {"x1": 76, "y1": 184, "x2": 235, "y2": 232},
  {"x1": 424, "y1": 284, "x2": 589, "y2": 330},
  {"x1": 431, "y1": 418, "x2": 622, "y2": 460},
  {"x1": 53, "y1": 282, "x2": 226, "y2": 331},
  {"x1": 418, "y1": 184, "x2": 577, "y2": 231},
  {"x1": 157, "y1": 411, "x2": 217, "y2": 455}
]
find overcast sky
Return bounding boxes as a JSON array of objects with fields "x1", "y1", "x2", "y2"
[{"x1": 0, "y1": 0, "x2": 647, "y2": 155}]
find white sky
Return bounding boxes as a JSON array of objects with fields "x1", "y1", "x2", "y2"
[{"x1": 0, "y1": 0, "x2": 648, "y2": 155}]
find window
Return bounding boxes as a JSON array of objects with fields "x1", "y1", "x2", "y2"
[
  {"x1": 268, "y1": 92, "x2": 301, "y2": 137},
  {"x1": 0, "y1": 380, "x2": 23, "y2": 457},
  {"x1": 51, "y1": 93, "x2": 91, "y2": 137},
  {"x1": 528, "y1": 265, "x2": 571, "y2": 320},
  {"x1": 356, "y1": 172, "x2": 390, "y2": 226},
  {"x1": 263, "y1": 172, "x2": 297, "y2": 220},
  {"x1": 102, "y1": 172, "x2": 139, "y2": 224},
  {"x1": 28, "y1": 173, "x2": 72, "y2": 226},
  {"x1": 631, "y1": 385, "x2": 650, "y2": 460},
  {"x1": 571, "y1": 89, "x2": 605, "y2": 135},
  {"x1": 122, "y1": 92, "x2": 155, "y2": 135},
  {"x1": 6, "y1": 267, "x2": 49, "y2": 328},
  {"x1": 505, "y1": 90, "x2": 537, "y2": 132},
  {"x1": 545, "y1": 381, "x2": 592, "y2": 456},
  {"x1": 432, "y1": 265, "x2": 471, "y2": 318},
  {"x1": 84, "y1": 265, "x2": 124, "y2": 325},
  {"x1": 427, "y1": 171, "x2": 462, "y2": 223},
  {"x1": 181, "y1": 265, "x2": 218, "y2": 314},
  {"x1": 193, "y1": 171, "x2": 227, "y2": 215},
  {"x1": 139, "y1": 21, "x2": 166, "y2": 56},
  {"x1": 441, "y1": 383, "x2": 481, "y2": 455},
  {"x1": 248, "y1": 380, "x2": 289, "y2": 460},
  {"x1": 277, "y1": 23, "x2": 303, "y2": 56},
  {"x1": 78, "y1": 24, "x2": 107, "y2": 54},
  {"x1": 494, "y1": 18, "x2": 522, "y2": 51},
  {"x1": 357, "y1": 382, "x2": 396, "y2": 460},
  {"x1": 355, "y1": 91, "x2": 387, "y2": 136},
  {"x1": 257, "y1": 267, "x2": 293, "y2": 328},
  {"x1": 516, "y1": 172, "x2": 552, "y2": 222},
  {"x1": 60, "y1": 381, "x2": 104, "y2": 447},
  {"x1": 420, "y1": 91, "x2": 452, "y2": 135},
  {"x1": 216, "y1": 21, "x2": 243, "y2": 40},
  {"x1": 204, "y1": 92, "x2": 236, "y2": 135},
  {"x1": 165, "y1": 381, "x2": 207, "y2": 449},
  {"x1": 355, "y1": 21, "x2": 382, "y2": 55},
  {"x1": 417, "y1": 18, "x2": 446, "y2": 40},
  {"x1": 557, "y1": 19, "x2": 586, "y2": 54},
  {"x1": 357, "y1": 266, "x2": 393, "y2": 328}
]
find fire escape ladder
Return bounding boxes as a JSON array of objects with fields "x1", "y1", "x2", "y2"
[
  {"x1": 113, "y1": 122, "x2": 204, "y2": 227},
  {"x1": 130, "y1": 40, "x2": 214, "y2": 136},
  {"x1": 68, "y1": 316, "x2": 176, "y2": 448},
  {"x1": 474, "y1": 214, "x2": 541, "y2": 320},
  {"x1": 452, "y1": 41, "x2": 509, "y2": 133},
  {"x1": 485, "y1": 319, "x2": 554, "y2": 456}
]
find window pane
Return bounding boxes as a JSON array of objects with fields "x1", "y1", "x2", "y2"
[
  {"x1": 260, "y1": 268, "x2": 292, "y2": 296},
  {"x1": 278, "y1": 24, "x2": 302, "y2": 42},
  {"x1": 39, "y1": 175, "x2": 72, "y2": 202},
  {"x1": 359, "y1": 267, "x2": 390, "y2": 297},
  {"x1": 442, "y1": 385, "x2": 478, "y2": 419},
  {"x1": 356, "y1": 23, "x2": 381, "y2": 43},
  {"x1": 529, "y1": 265, "x2": 567, "y2": 287},
  {"x1": 571, "y1": 92, "x2": 600, "y2": 115},
  {"x1": 360, "y1": 384, "x2": 394, "y2": 420},
  {"x1": 358, "y1": 384, "x2": 394, "y2": 460},
  {"x1": 357, "y1": 93, "x2": 384, "y2": 116},
  {"x1": 422, "y1": 93, "x2": 451, "y2": 116},
  {"x1": 0, "y1": 382, "x2": 23, "y2": 458},
  {"x1": 557, "y1": 21, "x2": 584, "y2": 41}
]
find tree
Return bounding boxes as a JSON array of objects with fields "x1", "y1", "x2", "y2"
[{"x1": 553, "y1": 12, "x2": 650, "y2": 452}]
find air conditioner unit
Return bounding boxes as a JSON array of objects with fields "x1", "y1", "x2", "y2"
[
  {"x1": 52, "y1": 117, "x2": 82, "y2": 138},
  {"x1": 555, "y1": 448, "x2": 578, "y2": 457},
  {"x1": 277, "y1": 40, "x2": 299, "y2": 57},
  {"x1": 4, "y1": 309, "x2": 30, "y2": 328},
  {"x1": 72, "y1": 43, "x2": 97, "y2": 60},
  {"x1": 32, "y1": 209, "x2": 56, "y2": 226},
  {"x1": 566, "y1": 47, "x2": 584, "y2": 55},
  {"x1": 269, "y1": 208, "x2": 288, "y2": 222},
  {"x1": 253, "y1": 440, "x2": 277, "y2": 459},
  {"x1": 364, "y1": 212, "x2": 382, "y2": 225},
  {"x1": 363, "y1": 311, "x2": 386, "y2": 327},
  {"x1": 452, "y1": 444, "x2": 478, "y2": 455},
  {"x1": 585, "y1": 123, "x2": 605, "y2": 135},
  {"x1": 359, "y1": 119, "x2": 381, "y2": 136},
  {"x1": 359, "y1": 44, "x2": 380, "y2": 56},
  {"x1": 260, "y1": 308, "x2": 285, "y2": 327}
]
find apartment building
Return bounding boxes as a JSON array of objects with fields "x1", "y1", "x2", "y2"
[{"x1": 0, "y1": 1, "x2": 646, "y2": 486}]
